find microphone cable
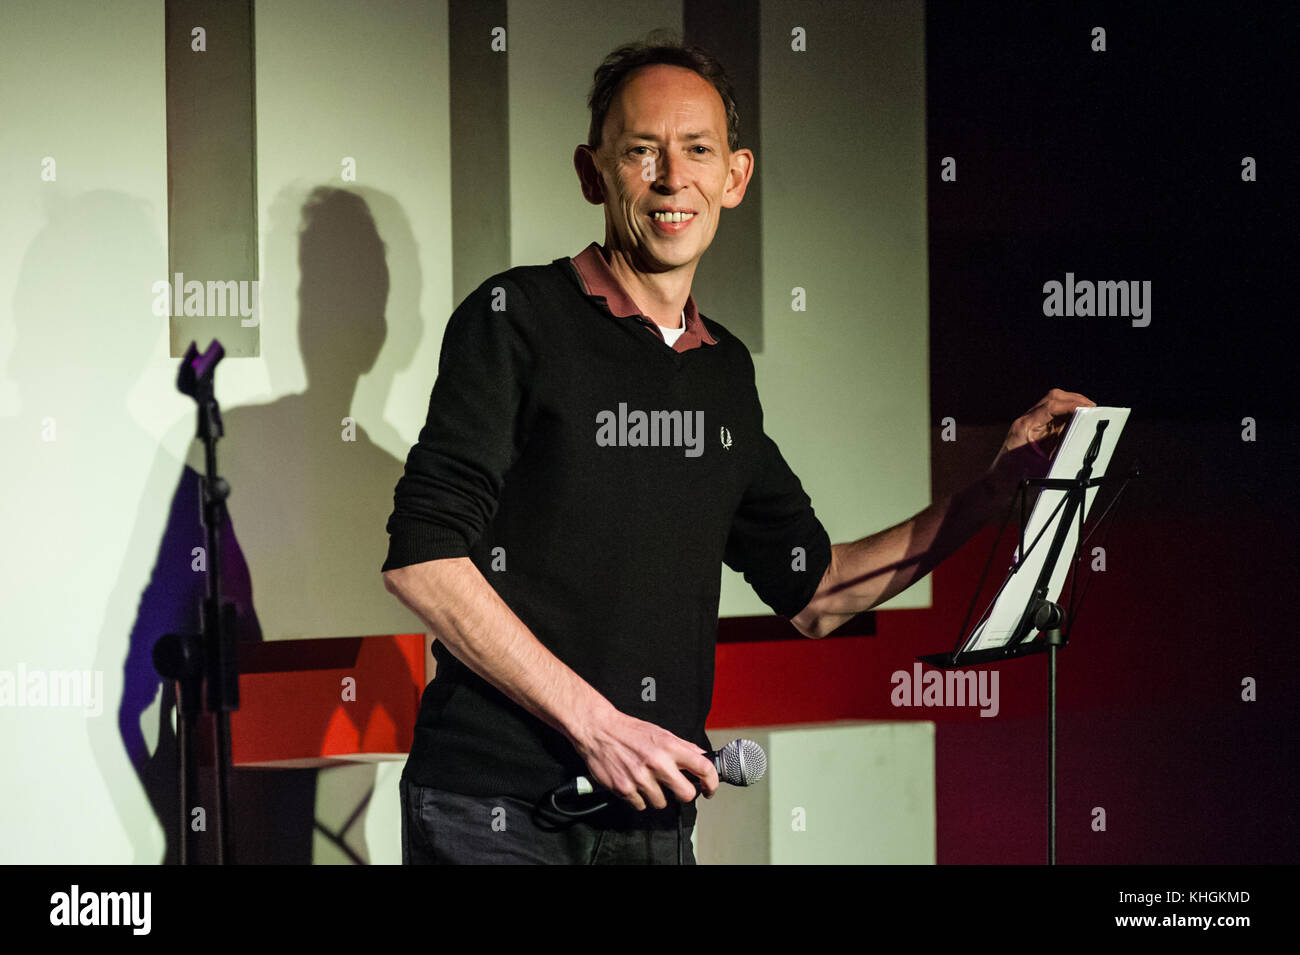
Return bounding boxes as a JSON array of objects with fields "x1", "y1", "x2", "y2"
[
  {"x1": 547, "y1": 789, "x2": 609, "y2": 818},
  {"x1": 544, "y1": 785, "x2": 690, "y2": 864}
]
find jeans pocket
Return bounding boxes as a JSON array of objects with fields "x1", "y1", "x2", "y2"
[{"x1": 586, "y1": 826, "x2": 607, "y2": 865}]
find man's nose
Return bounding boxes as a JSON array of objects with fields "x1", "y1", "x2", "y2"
[{"x1": 653, "y1": 151, "x2": 685, "y2": 191}]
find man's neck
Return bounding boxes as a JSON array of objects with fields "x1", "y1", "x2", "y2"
[{"x1": 600, "y1": 242, "x2": 695, "y2": 330}]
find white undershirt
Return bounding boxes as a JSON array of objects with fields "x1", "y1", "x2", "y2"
[{"x1": 659, "y1": 309, "x2": 687, "y2": 347}]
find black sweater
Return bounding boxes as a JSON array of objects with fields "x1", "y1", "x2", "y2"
[{"x1": 383, "y1": 255, "x2": 832, "y2": 827}]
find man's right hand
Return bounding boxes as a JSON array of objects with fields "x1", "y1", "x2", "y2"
[
  {"x1": 570, "y1": 705, "x2": 720, "y2": 811},
  {"x1": 383, "y1": 559, "x2": 719, "y2": 812}
]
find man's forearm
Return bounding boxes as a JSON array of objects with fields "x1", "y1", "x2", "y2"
[
  {"x1": 805, "y1": 470, "x2": 1012, "y2": 635},
  {"x1": 382, "y1": 557, "x2": 614, "y2": 747}
]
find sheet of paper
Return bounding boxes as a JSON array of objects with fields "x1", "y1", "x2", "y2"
[{"x1": 964, "y1": 406, "x2": 1130, "y2": 653}]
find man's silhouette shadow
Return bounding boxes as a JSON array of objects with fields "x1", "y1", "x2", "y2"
[{"x1": 114, "y1": 187, "x2": 424, "y2": 863}]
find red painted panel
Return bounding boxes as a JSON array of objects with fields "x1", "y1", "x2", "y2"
[{"x1": 231, "y1": 633, "x2": 423, "y2": 765}]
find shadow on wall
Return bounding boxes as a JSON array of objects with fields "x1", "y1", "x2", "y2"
[{"x1": 97, "y1": 187, "x2": 422, "y2": 863}]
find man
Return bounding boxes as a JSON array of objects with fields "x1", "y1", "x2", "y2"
[{"x1": 382, "y1": 38, "x2": 1093, "y2": 864}]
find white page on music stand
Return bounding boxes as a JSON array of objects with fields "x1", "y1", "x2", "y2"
[{"x1": 964, "y1": 406, "x2": 1130, "y2": 653}]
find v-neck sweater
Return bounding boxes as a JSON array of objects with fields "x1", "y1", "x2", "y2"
[{"x1": 383, "y1": 253, "x2": 832, "y2": 827}]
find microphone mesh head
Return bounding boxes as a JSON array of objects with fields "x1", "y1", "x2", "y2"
[{"x1": 718, "y1": 738, "x2": 768, "y2": 786}]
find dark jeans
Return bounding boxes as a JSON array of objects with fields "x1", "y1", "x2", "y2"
[{"x1": 400, "y1": 777, "x2": 696, "y2": 865}]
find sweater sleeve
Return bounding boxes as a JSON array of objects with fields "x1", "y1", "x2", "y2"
[
  {"x1": 721, "y1": 350, "x2": 832, "y2": 619},
  {"x1": 382, "y1": 275, "x2": 538, "y2": 571},
  {"x1": 723, "y1": 431, "x2": 833, "y2": 619}
]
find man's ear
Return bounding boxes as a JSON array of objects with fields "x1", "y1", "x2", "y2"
[
  {"x1": 573, "y1": 145, "x2": 606, "y2": 205},
  {"x1": 721, "y1": 147, "x2": 755, "y2": 209}
]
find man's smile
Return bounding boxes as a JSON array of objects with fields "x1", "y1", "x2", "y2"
[{"x1": 647, "y1": 208, "x2": 697, "y2": 234}]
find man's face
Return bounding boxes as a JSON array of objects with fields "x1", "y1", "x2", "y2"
[{"x1": 576, "y1": 64, "x2": 753, "y2": 273}]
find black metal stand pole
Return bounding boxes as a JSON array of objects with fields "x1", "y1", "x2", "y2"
[
  {"x1": 1047, "y1": 630, "x2": 1064, "y2": 864},
  {"x1": 1030, "y1": 600, "x2": 1065, "y2": 866},
  {"x1": 153, "y1": 340, "x2": 240, "y2": 864},
  {"x1": 177, "y1": 664, "x2": 201, "y2": 864}
]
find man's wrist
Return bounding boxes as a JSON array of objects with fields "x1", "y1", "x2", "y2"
[
  {"x1": 977, "y1": 465, "x2": 1021, "y2": 523},
  {"x1": 560, "y1": 692, "x2": 617, "y2": 754}
]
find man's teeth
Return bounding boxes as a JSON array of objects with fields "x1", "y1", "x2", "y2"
[{"x1": 652, "y1": 211, "x2": 695, "y2": 222}]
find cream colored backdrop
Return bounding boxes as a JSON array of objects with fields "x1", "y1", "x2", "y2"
[{"x1": 0, "y1": 0, "x2": 928, "y2": 863}]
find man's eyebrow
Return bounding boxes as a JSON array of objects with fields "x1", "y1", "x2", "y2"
[{"x1": 622, "y1": 131, "x2": 719, "y2": 142}]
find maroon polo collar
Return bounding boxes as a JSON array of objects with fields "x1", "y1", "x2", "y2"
[{"x1": 569, "y1": 242, "x2": 718, "y2": 353}]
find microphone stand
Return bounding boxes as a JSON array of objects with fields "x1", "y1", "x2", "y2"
[{"x1": 153, "y1": 340, "x2": 240, "y2": 864}]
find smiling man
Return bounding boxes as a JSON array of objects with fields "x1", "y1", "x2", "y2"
[
  {"x1": 571, "y1": 56, "x2": 752, "y2": 336},
  {"x1": 382, "y1": 36, "x2": 1092, "y2": 865}
]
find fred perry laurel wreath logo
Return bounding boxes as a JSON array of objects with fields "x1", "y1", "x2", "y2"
[{"x1": 720, "y1": 426, "x2": 732, "y2": 450}]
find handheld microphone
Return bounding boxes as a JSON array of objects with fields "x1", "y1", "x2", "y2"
[{"x1": 553, "y1": 737, "x2": 768, "y2": 800}]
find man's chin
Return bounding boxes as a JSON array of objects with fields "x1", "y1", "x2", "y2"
[
  {"x1": 628, "y1": 245, "x2": 703, "y2": 273},
  {"x1": 651, "y1": 238, "x2": 709, "y2": 263},
  {"x1": 650, "y1": 255, "x2": 702, "y2": 274}
]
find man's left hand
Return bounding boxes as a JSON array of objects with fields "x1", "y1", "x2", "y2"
[{"x1": 988, "y1": 388, "x2": 1096, "y2": 491}]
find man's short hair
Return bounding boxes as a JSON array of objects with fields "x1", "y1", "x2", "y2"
[{"x1": 586, "y1": 30, "x2": 741, "y2": 154}]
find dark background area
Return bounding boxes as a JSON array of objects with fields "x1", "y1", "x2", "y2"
[
  {"x1": 925, "y1": 0, "x2": 1291, "y2": 428},
  {"x1": 712, "y1": 0, "x2": 1298, "y2": 864}
]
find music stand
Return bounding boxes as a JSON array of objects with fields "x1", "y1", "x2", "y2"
[{"x1": 921, "y1": 407, "x2": 1137, "y2": 863}]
